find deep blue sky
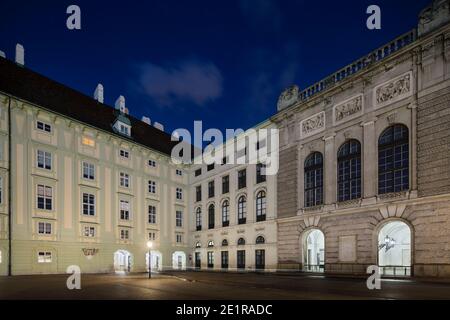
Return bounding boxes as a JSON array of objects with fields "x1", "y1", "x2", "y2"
[{"x1": 0, "y1": 0, "x2": 430, "y2": 139}]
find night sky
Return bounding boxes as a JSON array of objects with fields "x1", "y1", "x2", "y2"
[{"x1": 0, "y1": 0, "x2": 430, "y2": 142}]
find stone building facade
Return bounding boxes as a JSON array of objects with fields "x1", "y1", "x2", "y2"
[{"x1": 273, "y1": 0, "x2": 450, "y2": 277}]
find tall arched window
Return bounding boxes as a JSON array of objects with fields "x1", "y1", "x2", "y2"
[
  {"x1": 378, "y1": 124, "x2": 409, "y2": 194},
  {"x1": 304, "y1": 152, "x2": 323, "y2": 207},
  {"x1": 238, "y1": 196, "x2": 247, "y2": 225},
  {"x1": 256, "y1": 191, "x2": 266, "y2": 222},
  {"x1": 337, "y1": 140, "x2": 361, "y2": 202},
  {"x1": 208, "y1": 204, "x2": 215, "y2": 229},
  {"x1": 222, "y1": 200, "x2": 230, "y2": 227},
  {"x1": 195, "y1": 207, "x2": 202, "y2": 231}
]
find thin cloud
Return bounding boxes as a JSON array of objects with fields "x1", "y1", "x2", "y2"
[
  {"x1": 239, "y1": 0, "x2": 282, "y2": 31},
  {"x1": 136, "y1": 60, "x2": 223, "y2": 107}
]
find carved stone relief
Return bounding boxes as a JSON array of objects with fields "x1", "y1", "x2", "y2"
[
  {"x1": 300, "y1": 112, "x2": 325, "y2": 139},
  {"x1": 374, "y1": 72, "x2": 413, "y2": 108},
  {"x1": 333, "y1": 95, "x2": 363, "y2": 124},
  {"x1": 277, "y1": 85, "x2": 299, "y2": 111}
]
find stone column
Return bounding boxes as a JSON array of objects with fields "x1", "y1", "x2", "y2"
[
  {"x1": 409, "y1": 102, "x2": 418, "y2": 196},
  {"x1": 323, "y1": 134, "x2": 336, "y2": 207},
  {"x1": 362, "y1": 119, "x2": 377, "y2": 204}
]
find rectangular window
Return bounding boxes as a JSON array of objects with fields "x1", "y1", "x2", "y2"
[
  {"x1": 207, "y1": 251, "x2": 214, "y2": 268},
  {"x1": 148, "y1": 180, "x2": 156, "y2": 194},
  {"x1": 176, "y1": 188, "x2": 183, "y2": 200},
  {"x1": 238, "y1": 169, "x2": 246, "y2": 189},
  {"x1": 120, "y1": 229, "x2": 129, "y2": 240},
  {"x1": 255, "y1": 249, "x2": 265, "y2": 270},
  {"x1": 176, "y1": 234, "x2": 183, "y2": 243},
  {"x1": 237, "y1": 250, "x2": 245, "y2": 269},
  {"x1": 148, "y1": 205, "x2": 156, "y2": 224},
  {"x1": 37, "y1": 150, "x2": 52, "y2": 170},
  {"x1": 222, "y1": 175, "x2": 229, "y2": 194},
  {"x1": 208, "y1": 180, "x2": 215, "y2": 198},
  {"x1": 37, "y1": 185, "x2": 52, "y2": 210},
  {"x1": 149, "y1": 232, "x2": 156, "y2": 241},
  {"x1": 148, "y1": 159, "x2": 156, "y2": 167},
  {"x1": 221, "y1": 251, "x2": 229, "y2": 269},
  {"x1": 120, "y1": 172, "x2": 130, "y2": 188},
  {"x1": 256, "y1": 163, "x2": 266, "y2": 184},
  {"x1": 37, "y1": 251, "x2": 52, "y2": 263},
  {"x1": 84, "y1": 226, "x2": 95, "y2": 237},
  {"x1": 119, "y1": 124, "x2": 130, "y2": 136},
  {"x1": 176, "y1": 169, "x2": 183, "y2": 176},
  {"x1": 120, "y1": 200, "x2": 130, "y2": 220},
  {"x1": 207, "y1": 164, "x2": 215, "y2": 172},
  {"x1": 36, "y1": 121, "x2": 52, "y2": 133},
  {"x1": 82, "y1": 137, "x2": 95, "y2": 147},
  {"x1": 194, "y1": 168, "x2": 202, "y2": 177},
  {"x1": 38, "y1": 222, "x2": 52, "y2": 235},
  {"x1": 196, "y1": 186, "x2": 202, "y2": 202},
  {"x1": 176, "y1": 210, "x2": 183, "y2": 227},
  {"x1": 82, "y1": 193, "x2": 95, "y2": 216},
  {"x1": 119, "y1": 149, "x2": 129, "y2": 159},
  {"x1": 82, "y1": 162, "x2": 95, "y2": 180}
]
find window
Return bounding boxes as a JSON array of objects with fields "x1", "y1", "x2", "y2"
[
  {"x1": 120, "y1": 200, "x2": 130, "y2": 220},
  {"x1": 207, "y1": 163, "x2": 215, "y2": 172},
  {"x1": 208, "y1": 240, "x2": 214, "y2": 247},
  {"x1": 338, "y1": 140, "x2": 362, "y2": 202},
  {"x1": 148, "y1": 180, "x2": 156, "y2": 194},
  {"x1": 238, "y1": 196, "x2": 247, "y2": 224},
  {"x1": 196, "y1": 186, "x2": 202, "y2": 202},
  {"x1": 237, "y1": 238, "x2": 246, "y2": 245},
  {"x1": 256, "y1": 163, "x2": 266, "y2": 184},
  {"x1": 176, "y1": 169, "x2": 183, "y2": 176},
  {"x1": 208, "y1": 180, "x2": 215, "y2": 198},
  {"x1": 82, "y1": 193, "x2": 95, "y2": 216},
  {"x1": 120, "y1": 229, "x2": 129, "y2": 240},
  {"x1": 222, "y1": 239, "x2": 228, "y2": 246},
  {"x1": 237, "y1": 250, "x2": 245, "y2": 269},
  {"x1": 222, "y1": 175, "x2": 229, "y2": 194},
  {"x1": 119, "y1": 149, "x2": 129, "y2": 159},
  {"x1": 37, "y1": 185, "x2": 52, "y2": 210},
  {"x1": 256, "y1": 191, "x2": 266, "y2": 222},
  {"x1": 304, "y1": 152, "x2": 323, "y2": 207},
  {"x1": 38, "y1": 222, "x2": 52, "y2": 235},
  {"x1": 82, "y1": 137, "x2": 95, "y2": 147},
  {"x1": 378, "y1": 124, "x2": 409, "y2": 194},
  {"x1": 36, "y1": 121, "x2": 51, "y2": 133},
  {"x1": 120, "y1": 172, "x2": 130, "y2": 188},
  {"x1": 238, "y1": 169, "x2": 246, "y2": 189},
  {"x1": 256, "y1": 236, "x2": 265, "y2": 244},
  {"x1": 208, "y1": 204, "x2": 215, "y2": 229},
  {"x1": 222, "y1": 200, "x2": 230, "y2": 227},
  {"x1": 221, "y1": 251, "x2": 229, "y2": 269},
  {"x1": 195, "y1": 207, "x2": 202, "y2": 231},
  {"x1": 176, "y1": 188, "x2": 183, "y2": 200},
  {"x1": 149, "y1": 232, "x2": 156, "y2": 241},
  {"x1": 119, "y1": 124, "x2": 130, "y2": 136},
  {"x1": 255, "y1": 249, "x2": 265, "y2": 270},
  {"x1": 176, "y1": 210, "x2": 183, "y2": 227},
  {"x1": 176, "y1": 234, "x2": 183, "y2": 243},
  {"x1": 195, "y1": 242, "x2": 201, "y2": 248},
  {"x1": 37, "y1": 252, "x2": 52, "y2": 263},
  {"x1": 37, "y1": 150, "x2": 52, "y2": 170},
  {"x1": 148, "y1": 159, "x2": 157, "y2": 167},
  {"x1": 207, "y1": 251, "x2": 214, "y2": 268},
  {"x1": 194, "y1": 168, "x2": 202, "y2": 177},
  {"x1": 82, "y1": 162, "x2": 95, "y2": 180},
  {"x1": 148, "y1": 205, "x2": 156, "y2": 224},
  {"x1": 84, "y1": 226, "x2": 95, "y2": 237}
]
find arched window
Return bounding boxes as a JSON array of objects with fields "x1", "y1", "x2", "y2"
[
  {"x1": 256, "y1": 236, "x2": 265, "y2": 244},
  {"x1": 208, "y1": 204, "x2": 215, "y2": 229},
  {"x1": 208, "y1": 240, "x2": 214, "y2": 247},
  {"x1": 238, "y1": 196, "x2": 247, "y2": 225},
  {"x1": 304, "y1": 152, "x2": 323, "y2": 207},
  {"x1": 337, "y1": 140, "x2": 361, "y2": 202},
  {"x1": 256, "y1": 191, "x2": 266, "y2": 222},
  {"x1": 222, "y1": 200, "x2": 230, "y2": 227},
  {"x1": 195, "y1": 242, "x2": 201, "y2": 248},
  {"x1": 378, "y1": 124, "x2": 409, "y2": 194},
  {"x1": 222, "y1": 239, "x2": 228, "y2": 246},
  {"x1": 195, "y1": 207, "x2": 202, "y2": 231},
  {"x1": 237, "y1": 238, "x2": 246, "y2": 245}
]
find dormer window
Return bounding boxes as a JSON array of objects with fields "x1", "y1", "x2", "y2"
[
  {"x1": 113, "y1": 114, "x2": 132, "y2": 137},
  {"x1": 119, "y1": 124, "x2": 130, "y2": 136}
]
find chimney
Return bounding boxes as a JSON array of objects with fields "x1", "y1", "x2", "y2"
[
  {"x1": 141, "y1": 116, "x2": 151, "y2": 125},
  {"x1": 15, "y1": 43, "x2": 24, "y2": 66},
  {"x1": 0, "y1": 51, "x2": 5, "y2": 59},
  {"x1": 154, "y1": 122, "x2": 164, "y2": 131},
  {"x1": 94, "y1": 84, "x2": 104, "y2": 103},
  {"x1": 115, "y1": 95, "x2": 126, "y2": 113}
]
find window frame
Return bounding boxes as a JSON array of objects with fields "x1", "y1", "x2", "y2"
[
  {"x1": 304, "y1": 152, "x2": 324, "y2": 208},
  {"x1": 237, "y1": 195, "x2": 247, "y2": 224},
  {"x1": 221, "y1": 200, "x2": 230, "y2": 227},
  {"x1": 337, "y1": 140, "x2": 362, "y2": 202},
  {"x1": 82, "y1": 192, "x2": 96, "y2": 216},
  {"x1": 256, "y1": 190, "x2": 266, "y2": 222}
]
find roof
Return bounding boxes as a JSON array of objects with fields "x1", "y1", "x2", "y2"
[{"x1": 0, "y1": 57, "x2": 178, "y2": 156}]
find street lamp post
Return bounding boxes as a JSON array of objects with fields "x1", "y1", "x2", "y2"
[{"x1": 147, "y1": 241, "x2": 153, "y2": 279}]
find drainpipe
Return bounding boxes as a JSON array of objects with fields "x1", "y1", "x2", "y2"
[{"x1": 7, "y1": 96, "x2": 12, "y2": 276}]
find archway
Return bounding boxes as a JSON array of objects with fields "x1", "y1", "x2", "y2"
[
  {"x1": 172, "y1": 251, "x2": 186, "y2": 270},
  {"x1": 378, "y1": 220, "x2": 411, "y2": 276},
  {"x1": 114, "y1": 250, "x2": 132, "y2": 273},
  {"x1": 146, "y1": 250, "x2": 163, "y2": 272},
  {"x1": 302, "y1": 229, "x2": 325, "y2": 272}
]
